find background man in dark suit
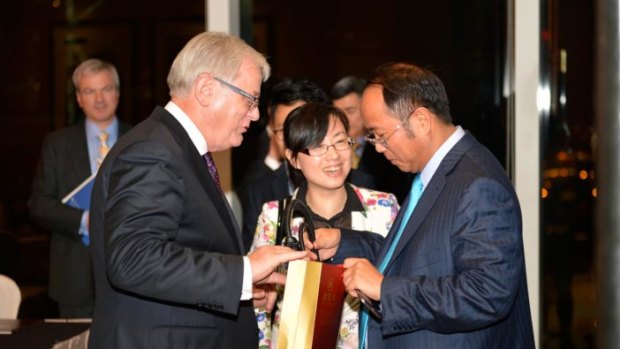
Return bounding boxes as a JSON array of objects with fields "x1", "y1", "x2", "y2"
[
  {"x1": 312, "y1": 63, "x2": 535, "y2": 348},
  {"x1": 29, "y1": 58, "x2": 130, "y2": 318},
  {"x1": 238, "y1": 78, "x2": 332, "y2": 250},
  {"x1": 331, "y1": 75, "x2": 413, "y2": 204},
  {"x1": 87, "y1": 32, "x2": 307, "y2": 349},
  {"x1": 238, "y1": 78, "x2": 330, "y2": 188}
]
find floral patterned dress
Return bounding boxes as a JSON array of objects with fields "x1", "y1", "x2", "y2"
[{"x1": 251, "y1": 184, "x2": 400, "y2": 349}]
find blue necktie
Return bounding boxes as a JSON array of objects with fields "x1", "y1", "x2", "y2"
[{"x1": 358, "y1": 174, "x2": 423, "y2": 349}]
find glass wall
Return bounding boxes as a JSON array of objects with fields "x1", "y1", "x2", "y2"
[{"x1": 539, "y1": 0, "x2": 596, "y2": 348}]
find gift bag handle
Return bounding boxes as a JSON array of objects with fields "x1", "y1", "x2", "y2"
[{"x1": 278, "y1": 198, "x2": 320, "y2": 260}]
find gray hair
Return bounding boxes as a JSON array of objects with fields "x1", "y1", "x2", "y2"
[
  {"x1": 72, "y1": 58, "x2": 120, "y2": 91},
  {"x1": 167, "y1": 31, "x2": 271, "y2": 98}
]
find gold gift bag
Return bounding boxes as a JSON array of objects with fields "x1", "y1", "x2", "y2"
[{"x1": 277, "y1": 260, "x2": 347, "y2": 349}]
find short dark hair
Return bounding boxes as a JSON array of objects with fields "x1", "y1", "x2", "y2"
[
  {"x1": 369, "y1": 62, "x2": 452, "y2": 124},
  {"x1": 267, "y1": 78, "x2": 329, "y2": 122},
  {"x1": 283, "y1": 103, "x2": 350, "y2": 186},
  {"x1": 330, "y1": 75, "x2": 367, "y2": 100}
]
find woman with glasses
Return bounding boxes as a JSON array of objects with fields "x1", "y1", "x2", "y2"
[{"x1": 250, "y1": 103, "x2": 400, "y2": 349}]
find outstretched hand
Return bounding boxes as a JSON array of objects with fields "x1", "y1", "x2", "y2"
[
  {"x1": 304, "y1": 228, "x2": 341, "y2": 261},
  {"x1": 248, "y1": 245, "x2": 308, "y2": 283}
]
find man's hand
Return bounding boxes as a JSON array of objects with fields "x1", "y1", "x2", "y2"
[
  {"x1": 343, "y1": 258, "x2": 383, "y2": 300},
  {"x1": 252, "y1": 283, "x2": 279, "y2": 311},
  {"x1": 248, "y1": 245, "x2": 308, "y2": 283},
  {"x1": 304, "y1": 228, "x2": 341, "y2": 261}
]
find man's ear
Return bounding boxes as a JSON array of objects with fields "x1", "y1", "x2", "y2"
[
  {"x1": 76, "y1": 91, "x2": 84, "y2": 109},
  {"x1": 194, "y1": 73, "x2": 215, "y2": 107},
  {"x1": 413, "y1": 107, "x2": 432, "y2": 135}
]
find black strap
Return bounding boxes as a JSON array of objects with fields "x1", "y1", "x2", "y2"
[{"x1": 276, "y1": 197, "x2": 287, "y2": 246}]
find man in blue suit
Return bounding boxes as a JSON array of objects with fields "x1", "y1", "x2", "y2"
[{"x1": 311, "y1": 62, "x2": 535, "y2": 348}]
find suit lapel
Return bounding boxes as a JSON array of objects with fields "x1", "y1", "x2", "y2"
[
  {"x1": 73, "y1": 123, "x2": 92, "y2": 180},
  {"x1": 381, "y1": 132, "x2": 477, "y2": 272},
  {"x1": 153, "y1": 107, "x2": 244, "y2": 254}
]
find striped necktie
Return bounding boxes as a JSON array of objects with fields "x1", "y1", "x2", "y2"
[
  {"x1": 97, "y1": 131, "x2": 110, "y2": 167},
  {"x1": 359, "y1": 174, "x2": 423, "y2": 349}
]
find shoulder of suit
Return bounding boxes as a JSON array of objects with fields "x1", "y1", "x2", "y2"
[{"x1": 43, "y1": 123, "x2": 85, "y2": 144}]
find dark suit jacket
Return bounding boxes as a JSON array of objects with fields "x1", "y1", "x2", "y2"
[
  {"x1": 28, "y1": 120, "x2": 130, "y2": 308},
  {"x1": 335, "y1": 132, "x2": 535, "y2": 348},
  {"x1": 239, "y1": 164, "x2": 375, "y2": 252},
  {"x1": 237, "y1": 157, "x2": 274, "y2": 190},
  {"x1": 88, "y1": 106, "x2": 257, "y2": 349}
]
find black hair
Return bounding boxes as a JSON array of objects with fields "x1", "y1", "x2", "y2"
[
  {"x1": 283, "y1": 103, "x2": 350, "y2": 187},
  {"x1": 330, "y1": 75, "x2": 367, "y2": 100},
  {"x1": 267, "y1": 78, "x2": 330, "y2": 122},
  {"x1": 370, "y1": 62, "x2": 452, "y2": 124}
]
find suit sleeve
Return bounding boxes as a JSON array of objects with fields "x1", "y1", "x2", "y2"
[
  {"x1": 102, "y1": 141, "x2": 244, "y2": 314},
  {"x1": 332, "y1": 228, "x2": 384, "y2": 264},
  {"x1": 380, "y1": 177, "x2": 524, "y2": 334},
  {"x1": 28, "y1": 133, "x2": 83, "y2": 238}
]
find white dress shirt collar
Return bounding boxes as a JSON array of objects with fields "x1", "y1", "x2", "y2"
[
  {"x1": 264, "y1": 155, "x2": 282, "y2": 171},
  {"x1": 164, "y1": 101, "x2": 208, "y2": 155},
  {"x1": 419, "y1": 125, "x2": 465, "y2": 187}
]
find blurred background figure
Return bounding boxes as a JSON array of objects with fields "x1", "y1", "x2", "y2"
[
  {"x1": 331, "y1": 75, "x2": 413, "y2": 203},
  {"x1": 28, "y1": 58, "x2": 131, "y2": 318},
  {"x1": 238, "y1": 78, "x2": 330, "y2": 189}
]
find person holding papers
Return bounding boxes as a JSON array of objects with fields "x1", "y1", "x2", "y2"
[
  {"x1": 28, "y1": 58, "x2": 130, "y2": 318},
  {"x1": 251, "y1": 103, "x2": 399, "y2": 349}
]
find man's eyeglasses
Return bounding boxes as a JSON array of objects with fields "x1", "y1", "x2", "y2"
[
  {"x1": 301, "y1": 137, "x2": 354, "y2": 157},
  {"x1": 214, "y1": 77, "x2": 260, "y2": 111},
  {"x1": 365, "y1": 117, "x2": 409, "y2": 149}
]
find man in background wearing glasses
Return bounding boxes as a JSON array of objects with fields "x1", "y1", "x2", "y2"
[
  {"x1": 331, "y1": 75, "x2": 413, "y2": 204},
  {"x1": 87, "y1": 32, "x2": 307, "y2": 349},
  {"x1": 311, "y1": 62, "x2": 535, "y2": 348}
]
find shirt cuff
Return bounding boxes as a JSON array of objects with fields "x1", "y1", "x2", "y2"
[{"x1": 240, "y1": 256, "x2": 253, "y2": 300}]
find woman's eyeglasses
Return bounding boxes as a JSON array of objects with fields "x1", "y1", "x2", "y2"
[{"x1": 301, "y1": 137, "x2": 354, "y2": 157}]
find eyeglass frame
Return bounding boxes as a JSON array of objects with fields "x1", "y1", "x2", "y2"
[
  {"x1": 213, "y1": 77, "x2": 260, "y2": 111},
  {"x1": 364, "y1": 111, "x2": 415, "y2": 149},
  {"x1": 300, "y1": 137, "x2": 355, "y2": 157}
]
